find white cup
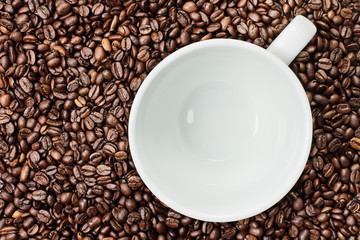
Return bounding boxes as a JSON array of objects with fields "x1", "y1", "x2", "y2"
[{"x1": 129, "y1": 15, "x2": 317, "y2": 222}]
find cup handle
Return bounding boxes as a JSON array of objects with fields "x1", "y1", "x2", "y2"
[{"x1": 267, "y1": 15, "x2": 317, "y2": 65}]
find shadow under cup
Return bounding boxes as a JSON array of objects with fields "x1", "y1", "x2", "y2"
[{"x1": 129, "y1": 39, "x2": 312, "y2": 222}]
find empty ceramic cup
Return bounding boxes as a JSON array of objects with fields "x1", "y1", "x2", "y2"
[{"x1": 129, "y1": 15, "x2": 317, "y2": 222}]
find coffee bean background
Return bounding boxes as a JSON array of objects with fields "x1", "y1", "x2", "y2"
[{"x1": 0, "y1": 0, "x2": 360, "y2": 239}]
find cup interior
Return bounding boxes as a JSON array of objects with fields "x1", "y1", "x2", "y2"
[{"x1": 129, "y1": 39, "x2": 312, "y2": 222}]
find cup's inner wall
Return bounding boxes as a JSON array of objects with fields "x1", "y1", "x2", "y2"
[{"x1": 132, "y1": 42, "x2": 310, "y2": 220}]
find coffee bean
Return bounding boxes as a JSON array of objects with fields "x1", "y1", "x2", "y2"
[
  {"x1": 330, "y1": 48, "x2": 342, "y2": 64},
  {"x1": 248, "y1": 12, "x2": 261, "y2": 23},
  {"x1": 182, "y1": 2, "x2": 198, "y2": 13},
  {"x1": 96, "y1": 165, "x2": 112, "y2": 176},
  {"x1": 78, "y1": 5, "x2": 90, "y2": 17},
  {"x1": 222, "y1": 225, "x2": 237, "y2": 239},
  {"x1": 81, "y1": 47, "x2": 93, "y2": 60},
  {"x1": 0, "y1": 114, "x2": 10, "y2": 124},
  {"x1": 36, "y1": 209, "x2": 51, "y2": 223},
  {"x1": 43, "y1": 25, "x2": 56, "y2": 40},
  {"x1": 19, "y1": 77, "x2": 33, "y2": 93},
  {"x1": 102, "y1": 38, "x2": 112, "y2": 52},
  {"x1": 126, "y1": 171, "x2": 143, "y2": 188},
  {"x1": 350, "y1": 137, "x2": 360, "y2": 150},
  {"x1": 316, "y1": 134, "x2": 327, "y2": 149},
  {"x1": 121, "y1": 37, "x2": 132, "y2": 51},
  {"x1": 340, "y1": 8, "x2": 352, "y2": 19},
  {"x1": 33, "y1": 171, "x2": 49, "y2": 185},
  {"x1": 81, "y1": 165, "x2": 96, "y2": 177},
  {"x1": 137, "y1": 49, "x2": 150, "y2": 62},
  {"x1": 0, "y1": 93, "x2": 11, "y2": 107},
  {"x1": 292, "y1": 198, "x2": 304, "y2": 211},
  {"x1": 37, "y1": 6, "x2": 50, "y2": 19},
  {"x1": 336, "y1": 103, "x2": 351, "y2": 113},
  {"x1": 177, "y1": 10, "x2": 190, "y2": 27},
  {"x1": 338, "y1": 58, "x2": 350, "y2": 74},
  {"x1": 323, "y1": 163, "x2": 335, "y2": 178},
  {"x1": 92, "y1": 3, "x2": 105, "y2": 15},
  {"x1": 318, "y1": 58, "x2": 332, "y2": 70},
  {"x1": 32, "y1": 190, "x2": 46, "y2": 201},
  {"x1": 313, "y1": 94, "x2": 328, "y2": 106},
  {"x1": 328, "y1": 138, "x2": 341, "y2": 152},
  {"x1": 117, "y1": 86, "x2": 130, "y2": 102},
  {"x1": 56, "y1": 2, "x2": 71, "y2": 15},
  {"x1": 111, "y1": 62, "x2": 123, "y2": 79},
  {"x1": 166, "y1": 217, "x2": 180, "y2": 228},
  {"x1": 94, "y1": 46, "x2": 106, "y2": 61},
  {"x1": 88, "y1": 216, "x2": 101, "y2": 229}
]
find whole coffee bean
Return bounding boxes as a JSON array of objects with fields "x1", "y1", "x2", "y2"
[
  {"x1": 328, "y1": 138, "x2": 341, "y2": 152},
  {"x1": 177, "y1": 10, "x2": 190, "y2": 27},
  {"x1": 94, "y1": 46, "x2": 106, "y2": 61},
  {"x1": 313, "y1": 94, "x2": 328, "y2": 106},
  {"x1": 78, "y1": 5, "x2": 90, "y2": 17},
  {"x1": 338, "y1": 58, "x2": 350, "y2": 74},
  {"x1": 340, "y1": 8, "x2": 352, "y2": 19},
  {"x1": 222, "y1": 225, "x2": 237, "y2": 239},
  {"x1": 316, "y1": 134, "x2": 326, "y2": 149},
  {"x1": 96, "y1": 165, "x2": 112, "y2": 176},
  {"x1": 292, "y1": 198, "x2": 304, "y2": 211},
  {"x1": 56, "y1": 2, "x2": 71, "y2": 15},
  {"x1": 166, "y1": 217, "x2": 180, "y2": 228},
  {"x1": 111, "y1": 62, "x2": 123, "y2": 79},
  {"x1": 81, "y1": 165, "x2": 96, "y2": 176},
  {"x1": 323, "y1": 163, "x2": 335, "y2": 178},
  {"x1": 318, "y1": 58, "x2": 332, "y2": 70},
  {"x1": 330, "y1": 48, "x2": 342, "y2": 63},
  {"x1": 336, "y1": 103, "x2": 351, "y2": 113},
  {"x1": 0, "y1": 93, "x2": 11, "y2": 107},
  {"x1": 19, "y1": 77, "x2": 33, "y2": 93},
  {"x1": 92, "y1": 3, "x2": 105, "y2": 15},
  {"x1": 32, "y1": 190, "x2": 46, "y2": 201},
  {"x1": 350, "y1": 137, "x2": 360, "y2": 150},
  {"x1": 37, "y1": 6, "x2": 50, "y2": 19},
  {"x1": 182, "y1": 2, "x2": 198, "y2": 13},
  {"x1": 88, "y1": 216, "x2": 102, "y2": 229},
  {"x1": 36, "y1": 209, "x2": 51, "y2": 223},
  {"x1": 43, "y1": 25, "x2": 56, "y2": 40},
  {"x1": 102, "y1": 38, "x2": 112, "y2": 52},
  {"x1": 103, "y1": 142, "x2": 117, "y2": 155},
  {"x1": 81, "y1": 47, "x2": 93, "y2": 60},
  {"x1": 33, "y1": 171, "x2": 49, "y2": 185},
  {"x1": 0, "y1": 114, "x2": 10, "y2": 124}
]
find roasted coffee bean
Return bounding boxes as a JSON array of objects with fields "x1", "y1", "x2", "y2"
[
  {"x1": 350, "y1": 137, "x2": 360, "y2": 150},
  {"x1": 94, "y1": 46, "x2": 106, "y2": 62},
  {"x1": 81, "y1": 165, "x2": 96, "y2": 177},
  {"x1": 56, "y1": 2, "x2": 71, "y2": 15},
  {"x1": 316, "y1": 134, "x2": 326, "y2": 149},
  {"x1": 182, "y1": 2, "x2": 198, "y2": 13},
  {"x1": 313, "y1": 94, "x2": 328, "y2": 106},
  {"x1": 32, "y1": 190, "x2": 46, "y2": 201},
  {"x1": 328, "y1": 138, "x2": 341, "y2": 152},
  {"x1": 96, "y1": 165, "x2": 112, "y2": 176},
  {"x1": 0, "y1": 114, "x2": 10, "y2": 124},
  {"x1": 111, "y1": 62, "x2": 123, "y2": 79},
  {"x1": 323, "y1": 163, "x2": 335, "y2": 178},
  {"x1": 36, "y1": 209, "x2": 51, "y2": 223},
  {"x1": 317, "y1": 58, "x2": 332, "y2": 70}
]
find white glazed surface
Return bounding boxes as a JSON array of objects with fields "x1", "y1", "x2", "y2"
[
  {"x1": 267, "y1": 15, "x2": 317, "y2": 65},
  {"x1": 129, "y1": 39, "x2": 312, "y2": 222}
]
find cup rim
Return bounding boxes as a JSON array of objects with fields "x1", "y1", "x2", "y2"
[{"x1": 128, "y1": 38, "x2": 313, "y2": 222}]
